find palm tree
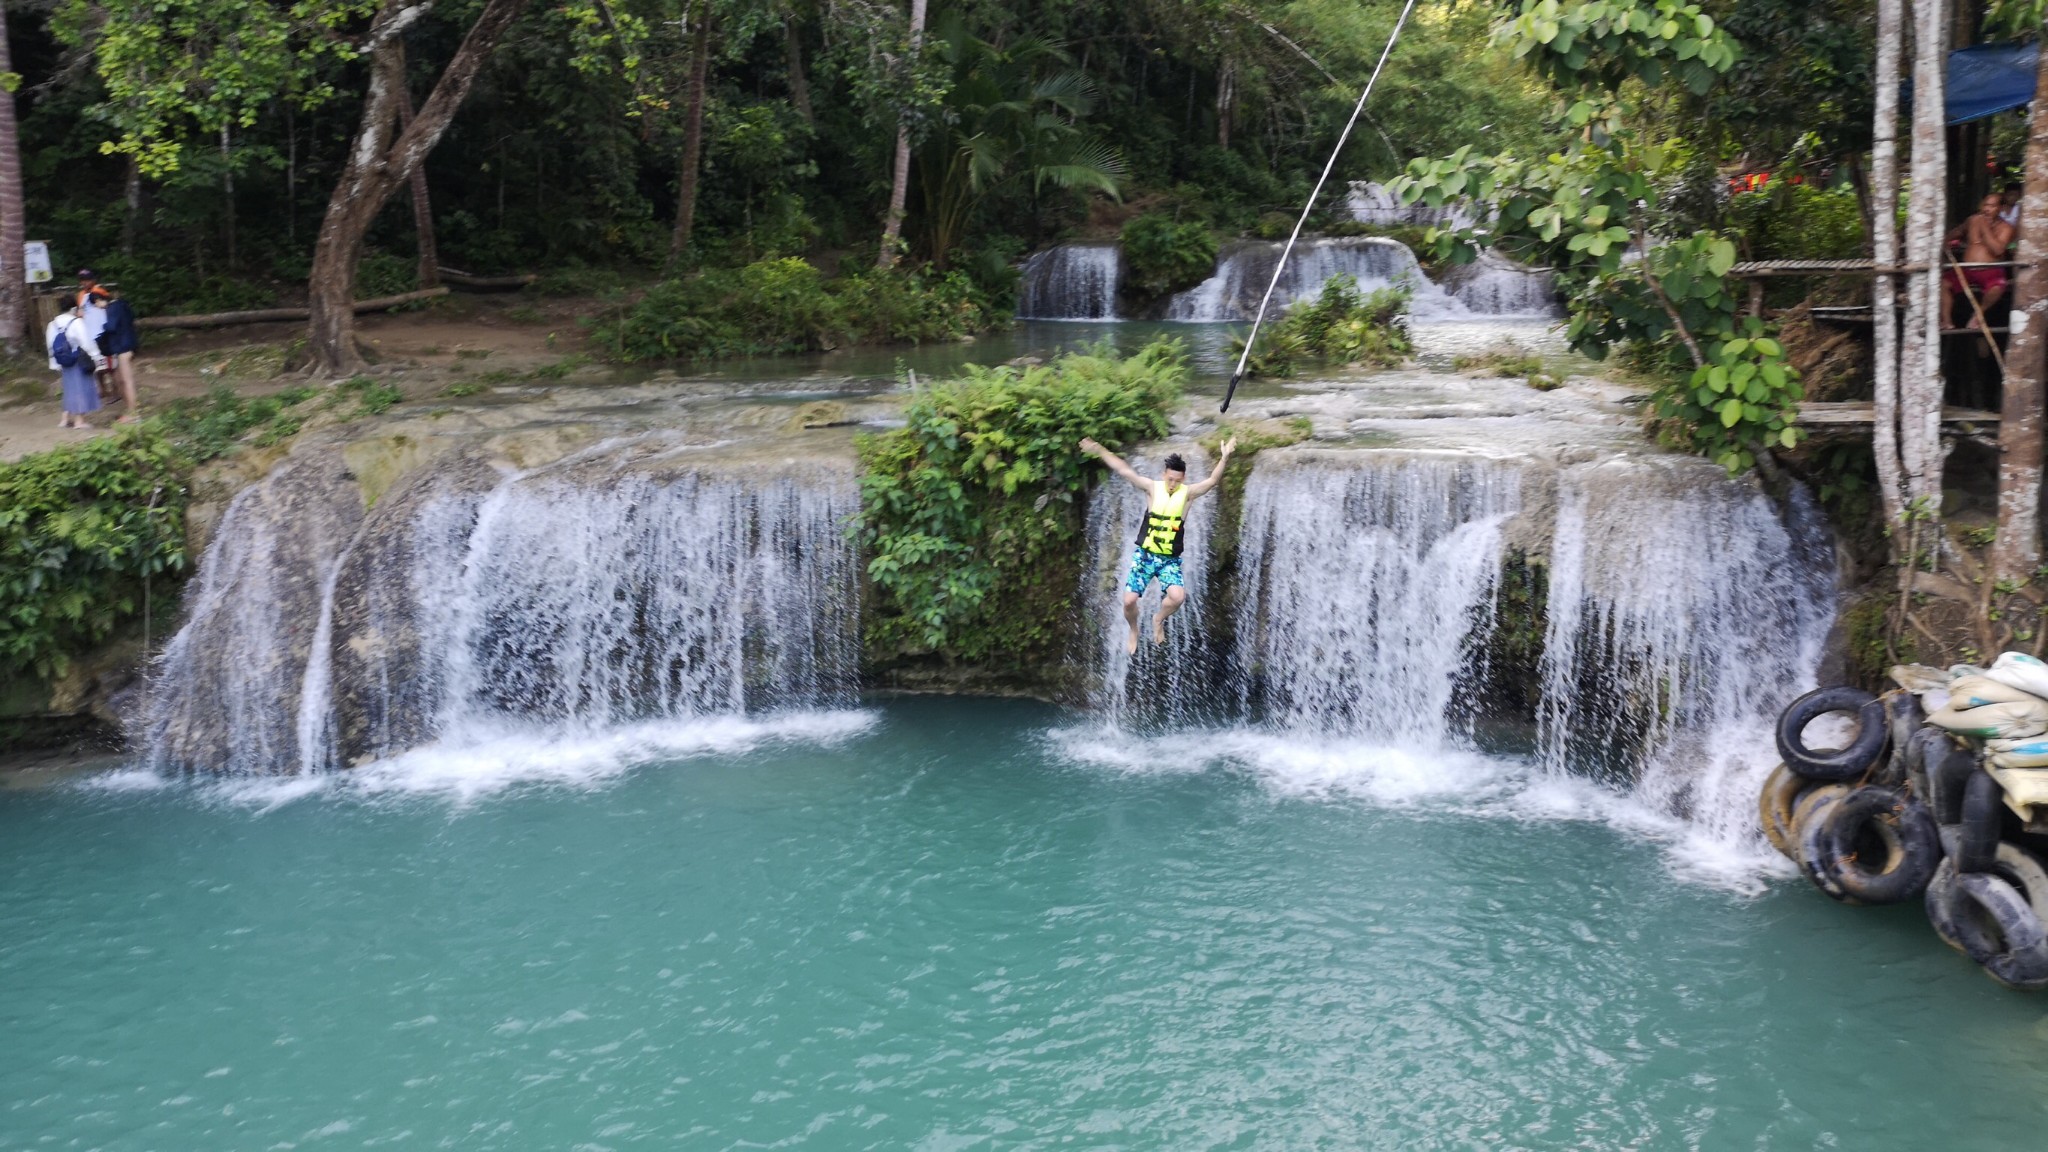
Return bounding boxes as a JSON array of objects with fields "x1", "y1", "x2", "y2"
[
  {"x1": 0, "y1": 1, "x2": 27, "y2": 353},
  {"x1": 912, "y1": 21, "x2": 1125, "y2": 269}
]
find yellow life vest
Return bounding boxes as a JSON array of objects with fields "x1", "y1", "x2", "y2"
[{"x1": 1137, "y1": 481, "x2": 1190, "y2": 557}]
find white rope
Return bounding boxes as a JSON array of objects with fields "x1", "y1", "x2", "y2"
[{"x1": 1221, "y1": 0, "x2": 1421, "y2": 412}]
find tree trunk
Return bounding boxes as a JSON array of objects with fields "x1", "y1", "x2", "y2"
[
  {"x1": 220, "y1": 124, "x2": 236, "y2": 269},
  {"x1": 306, "y1": 0, "x2": 527, "y2": 375},
  {"x1": 0, "y1": 2, "x2": 26, "y2": 353},
  {"x1": 670, "y1": 6, "x2": 713, "y2": 264},
  {"x1": 121, "y1": 155, "x2": 142, "y2": 257},
  {"x1": 1872, "y1": 0, "x2": 1907, "y2": 540},
  {"x1": 785, "y1": 13, "x2": 813, "y2": 127},
  {"x1": 1993, "y1": 42, "x2": 2048, "y2": 582},
  {"x1": 1901, "y1": 0, "x2": 1949, "y2": 519},
  {"x1": 1216, "y1": 57, "x2": 1236, "y2": 151},
  {"x1": 877, "y1": 0, "x2": 928, "y2": 270},
  {"x1": 396, "y1": 85, "x2": 441, "y2": 288}
]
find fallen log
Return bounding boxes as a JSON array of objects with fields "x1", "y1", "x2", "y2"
[
  {"x1": 138, "y1": 287, "x2": 450, "y2": 330},
  {"x1": 440, "y1": 267, "x2": 537, "y2": 290}
]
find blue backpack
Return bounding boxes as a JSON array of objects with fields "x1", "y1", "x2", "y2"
[{"x1": 49, "y1": 324, "x2": 80, "y2": 369}]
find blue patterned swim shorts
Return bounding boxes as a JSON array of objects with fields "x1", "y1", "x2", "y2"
[{"x1": 1125, "y1": 549, "x2": 1184, "y2": 594}]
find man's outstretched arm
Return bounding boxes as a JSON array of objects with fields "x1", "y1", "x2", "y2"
[
  {"x1": 1079, "y1": 438, "x2": 1155, "y2": 494},
  {"x1": 1186, "y1": 438, "x2": 1238, "y2": 498}
]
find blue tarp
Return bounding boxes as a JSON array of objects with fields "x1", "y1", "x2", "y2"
[{"x1": 1941, "y1": 43, "x2": 2038, "y2": 125}]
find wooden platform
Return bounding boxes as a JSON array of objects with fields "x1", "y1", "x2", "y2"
[{"x1": 1797, "y1": 402, "x2": 2001, "y2": 427}]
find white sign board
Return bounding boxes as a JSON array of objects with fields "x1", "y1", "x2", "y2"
[{"x1": 24, "y1": 241, "x2": 51, "y2": 284}]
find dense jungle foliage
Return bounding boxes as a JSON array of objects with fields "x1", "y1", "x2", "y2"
[{"x1": 11, "y1": 1, "x2": 1558, "y2": 317}]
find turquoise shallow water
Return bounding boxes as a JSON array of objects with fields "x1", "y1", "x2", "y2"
[{"x1": 5, "y1": 698, "x2": 2047, "y2": 1150}]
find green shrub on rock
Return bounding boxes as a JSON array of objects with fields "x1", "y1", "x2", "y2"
[
  {"x1": 856, "y1": 340, "x2": 1186, "y2": 671},
  {"x1": 1236, "y1": 276, "x2": 1411, "y2": 378},
  {"x1": 1119, "y1": 214, "x2": 1217, "y2": 301},
  {"x1": 0, "y1": 432, "x2": 187, "y2": 678}
]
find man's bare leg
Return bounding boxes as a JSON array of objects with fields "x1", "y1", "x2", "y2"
[
  {"x1": 115, "y1": 352, "x2": 140, "y2": 421},
  {"x1": 1122, "y1": 591, "x2": 1142, "y2": 654},
  {"x1": 1153, "y1": 586, "x2": 1187, "y2": 644},
  {"x1": 1942, "y1": 282, "x2": 1957, "y2": 330}
]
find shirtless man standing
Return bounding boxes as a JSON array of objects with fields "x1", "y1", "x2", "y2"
[{"x1": 1943, "y1": 192, "x2": 2018, "y2": 330}]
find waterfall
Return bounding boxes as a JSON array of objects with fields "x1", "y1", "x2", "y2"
[
  {"x1": 1074, "y1": 444, "x2": 1837, "y2": 859},
  {"x1": 143, "y1": 453, "x2": 364, "y2": 776},
  {"x1": 146, "y1": 446, "x2": 862, "y2": 774},
  {"x1": 1081, "y1": 449, "x2": 1220, "y2": 729},
  {"x1": 1018, "y1": 243, "x2": 1121, "y2": 320},
  {"x1": 1537, "y1": 459, "x2": 1835, "y2": 840},
  {"x1": 1165, "y1": 238, "x2": 1461, "y2": 322},
  {"x1": 1347, "y1": 180, "x2": 1475, "y2": 230},
  {"x1": 1437, "y1": 249, "x2": 1562, "y2": 318},
  {"x1": 1230, "y1": 450, "x2": 1521, "y2": 743}
]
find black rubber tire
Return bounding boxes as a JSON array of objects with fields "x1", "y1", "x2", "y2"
[
  {"x1": 1758, "y1": 763, "x2": 1809, "y2": 862},
  {"x1": 1957, "y1": 769, "x2": 2004, "y2": 874},
  {"x1": 1807, "y1": 787, "x2": 1940, "y2": 905},
  {"x1": 1952, "y1": 873, "x2": 2048, "y2": 991},
  {"x1": 1927, "y1": 858, "x2": 1967, "y2": 952},
  {"x1": 1875, "y1": 691, "x2": 1924, "y2": 787},
  {"x1": 1789, "y1": 784, "x2": 1852, "y2": 870},
  {"x1": 1925, "y1": 733, "x2": 1978, "y2": 826},
  {"x1": 1926, "y1": 844, "x2": 2048, "y2": 954},
  {"x1": 1776, "y1": 686, "x2": 1890, "y2": 782}
]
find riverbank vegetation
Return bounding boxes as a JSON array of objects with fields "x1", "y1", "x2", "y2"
[
  {"x1": 856, "y1": 340, "x2": 1184, "y2": 678},
  {"x1": 1237, "y1": 277, "x2": 1411, "y2": 377}
]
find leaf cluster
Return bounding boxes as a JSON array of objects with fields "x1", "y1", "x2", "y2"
[
  {"x1": 1495, "y1": 0, "x2": 1739, "y2": 95},
  {"x1": 854, "y1": 340, "x2": 1186, "y2": 666},
  {"x1": 1237, "y1": 275, "x2": 1411, "y2": 378}
]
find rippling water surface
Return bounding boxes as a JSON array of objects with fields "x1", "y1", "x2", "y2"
[{"x1": 5, "y1": 698, "x2": 2046, "y2": 1149}]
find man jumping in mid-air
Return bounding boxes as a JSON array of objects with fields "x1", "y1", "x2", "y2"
[{"x1": 1078, "y1": 436, "x2": 1236, "y2": 653}]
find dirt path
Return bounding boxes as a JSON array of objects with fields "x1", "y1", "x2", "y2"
[{"x1": 1, "y1": 294, "x2": 602, "y2": 463}]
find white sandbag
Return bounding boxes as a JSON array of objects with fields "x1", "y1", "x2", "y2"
[
  {"x1": 1927, "y1": 699, "x2": 2048, "y2": 740},
  {"x1": 1947, "y1": 675, "x2": 2044, "y2": 710},
  {"x1": 1985, "y1": 765, "x2": 2048, "y2": 821},
  {"x1": 1983, "y1": 652, "x2": 2048, "y2": 702},
  {"x1": 1890, "y1": 663, "x2": 1954, "y2": 693},
  {"x1": 1991, "y1": 749, "x2": 2048, "y2": 770}
]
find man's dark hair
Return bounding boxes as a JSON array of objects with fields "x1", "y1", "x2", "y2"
[{"x1": 1163, "y1": 453, "x2": 1186, "y2": 473}]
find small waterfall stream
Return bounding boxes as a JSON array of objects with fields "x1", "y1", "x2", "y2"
[
  {"x1": 1166, "y1": 238, "x2": 1462, "y2": 321},
  {"x1": 1018, "y1": 243, "x2": 1121, "y2": 320},
  {"x1": 1231, "y1": 451, "x2": 1521, "y2": 742}
]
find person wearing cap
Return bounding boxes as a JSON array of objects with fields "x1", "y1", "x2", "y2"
[
  {"x1": 1077, "y1": 435, "x2": 1238, "y2": 653},
  {"x1": 44, "y1": 295, "x2": 107, "y2": 429},
  {"x1": 87, "y1": 282, "x2": 143, "y2": 422}
]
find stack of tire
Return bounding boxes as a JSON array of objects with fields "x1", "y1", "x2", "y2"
[{"x1": 1766, "y1": 683, "x2": 2048, "y2": 991}]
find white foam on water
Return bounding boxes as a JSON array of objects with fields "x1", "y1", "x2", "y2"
[
  {"x1": 345, "y1": 709, "x2": 878, "y2": 804},
  {"x1": 1046, "y1": 723, "x2": 1790, "y2": 894},
  {"x1": 83, "y1": 711, "x2": 877, "y2": 810},
  {"x1": 74, "y1": 768, "x2": 177, "y2": 793}
]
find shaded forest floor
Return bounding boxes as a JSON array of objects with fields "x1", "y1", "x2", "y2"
[{"x1": 0, "y1": 294, "x2": 603, "y2": 463}]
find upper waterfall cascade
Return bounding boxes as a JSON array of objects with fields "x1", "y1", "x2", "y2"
[{"x1": 1018, "y1": 233, "x2": 1558, "y2": 322}]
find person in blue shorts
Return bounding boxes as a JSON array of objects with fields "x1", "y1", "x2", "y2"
[{"x1": 1078, "y1": 435, "x2": 1236, "y2": 653}]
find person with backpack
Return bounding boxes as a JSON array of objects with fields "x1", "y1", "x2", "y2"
[{"x1": 44, "y1": 296, "x2": 107, "y2": 429}]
